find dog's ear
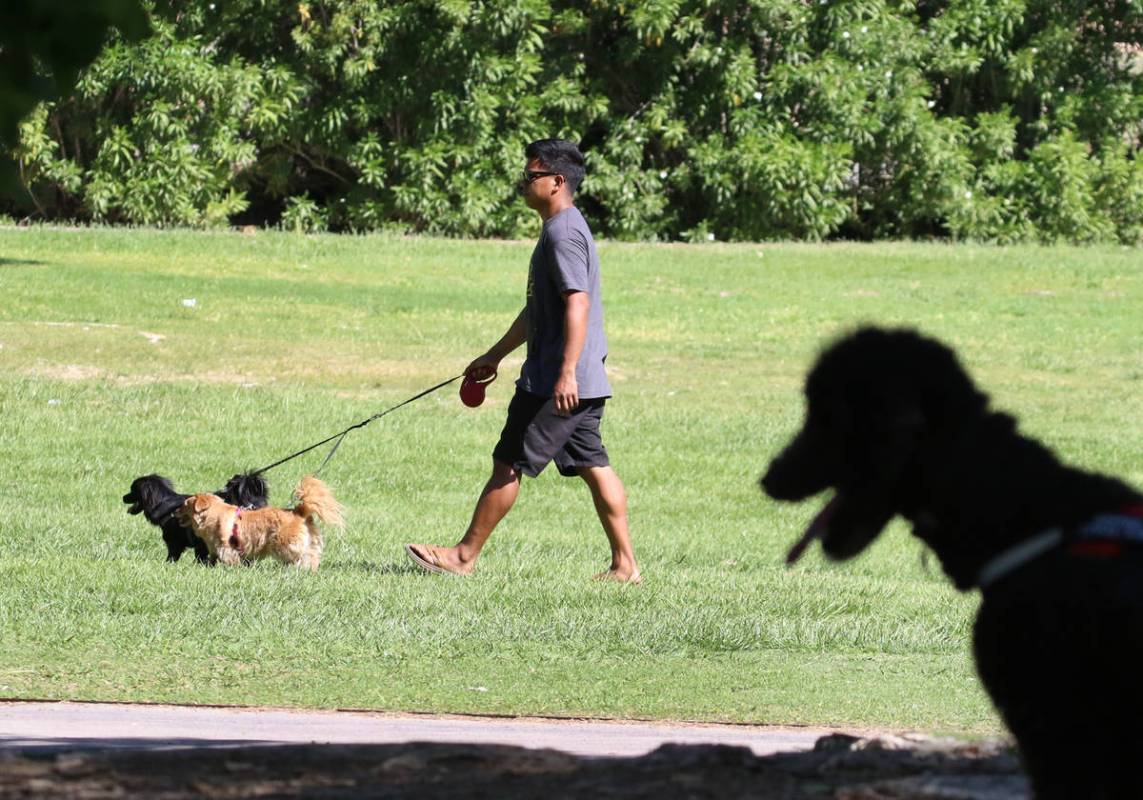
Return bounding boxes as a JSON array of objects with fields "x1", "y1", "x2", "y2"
[
  {"x1": 245, "y1": 473, "x2": 269, "y2": 505},
  {"x1": 193, "y1": 495, "x2": 212, "y2": 513},
  {"x1": 176, "y1": 495, "x2": 206, "y2": 522},
  {"x1": 135, "y1": 478, "x2": 162, "y2": 513}
]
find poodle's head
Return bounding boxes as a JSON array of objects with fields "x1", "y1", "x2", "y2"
[{"x1": 761, "y1": 327, "x2": 988, "y2": 563}]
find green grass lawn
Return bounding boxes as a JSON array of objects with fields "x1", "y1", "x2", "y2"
[{"x1": 1, "y1": 227, "x2": 1141, "y2": 734}]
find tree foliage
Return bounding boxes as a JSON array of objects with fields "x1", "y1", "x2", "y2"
[
  {"x1": 0, "y1": 0, "x2": 150, "y2": 186},
  {"x1": 6, "y1": 0, "x2": 1143, "y2": 243}
]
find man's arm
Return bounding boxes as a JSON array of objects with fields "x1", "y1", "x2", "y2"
[
  {"x1": 553, "y1": 291, "x2": 588, "y2": 415},
  {"x1": 466, "y1": 308, "x2": 527, "y2": 379}
]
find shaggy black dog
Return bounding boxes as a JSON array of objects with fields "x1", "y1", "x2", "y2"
[
  {"x1": 761, "y1": 326, "x2": 1143, "y2": 799},
  {"x1": 123, "y1": 472, "x2": 269, "y2": 563}
]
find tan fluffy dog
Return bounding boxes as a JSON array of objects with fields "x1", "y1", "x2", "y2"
[{"x1": 177, "y1": 475, "x2": 344, "y2": 570}]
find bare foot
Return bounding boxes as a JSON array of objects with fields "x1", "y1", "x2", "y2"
[
  {"x1": 404, "y1": 544, "x2": 474, "y2": 576},
  {"x1": 592, "y1": 567, "x2": 642, "y2": 584}
]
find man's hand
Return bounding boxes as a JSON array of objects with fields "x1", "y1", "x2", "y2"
[
  {"x1": 553, "y1": 370, "x2": 579, "y2": 416},
  {"x1": 465, "y1": 352, "x2": 499, "y2": 382}
]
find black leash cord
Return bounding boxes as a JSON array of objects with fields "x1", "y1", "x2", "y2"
[{"x1": 253, "y1": 374, "x2": 464, "y2": 476}]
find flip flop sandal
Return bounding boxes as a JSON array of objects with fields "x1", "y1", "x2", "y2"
[{"x1": 404, "y1": 543, "x2": 465, "y2": 576}]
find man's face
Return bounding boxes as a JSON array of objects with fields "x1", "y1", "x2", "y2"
[{"x1": 519, "y1": 158, "x2": 562, "y2": 210}]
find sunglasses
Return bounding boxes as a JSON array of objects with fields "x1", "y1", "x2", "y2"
[{"x1": 520, "y1": 169, "x2": 560, "y2": 184}]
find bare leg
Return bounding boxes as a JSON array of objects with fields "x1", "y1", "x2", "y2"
[
  {"x1": 578, "y1": 465, "x2": 640, "y2": 582},
  {"x1": 407, "y1": 459, "x2": 520, "y2": 575}
]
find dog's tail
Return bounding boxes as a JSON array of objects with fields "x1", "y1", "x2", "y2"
[{"x1": 291, "y1": 475, "x2": 345, "y2": 529}]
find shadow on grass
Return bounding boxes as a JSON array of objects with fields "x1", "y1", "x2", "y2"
[
  {"x1": 0, "y1": 738, "x2": 1028, "y2": 798},
  {"x1": 0, "y1": 258, "x2": 46, "y2": 267}
]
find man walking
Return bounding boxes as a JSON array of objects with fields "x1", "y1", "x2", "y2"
[{"x1": 405, "y1": 139, "x2": 640, "y2": 583}]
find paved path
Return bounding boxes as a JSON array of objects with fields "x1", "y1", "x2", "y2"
[{"x1": 0, "y1": 701, "x2": 836, "y2": 758}]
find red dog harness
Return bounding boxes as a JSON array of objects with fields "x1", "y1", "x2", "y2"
[
  {"x1": 229, "y1": 508, "x2": 243, "y2": 552},
  {"x1": 1066, "y1": 504, "x2": 1143, "y2": 558},
  {"x1": 977, "y1": 504, "x2": 1143, "y2": 589}
]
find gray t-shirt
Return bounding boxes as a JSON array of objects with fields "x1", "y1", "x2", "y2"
[{"x1": 517, "y1": 206, "x2": 612, "y2": 399}]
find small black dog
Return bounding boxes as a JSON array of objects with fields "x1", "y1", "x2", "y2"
[
  {"x1": 761, "y1": 326, "x2": 1143, "y2": 799},
  {"x1": 123, "y1": 472, "x2": 269, "y2": 563}
]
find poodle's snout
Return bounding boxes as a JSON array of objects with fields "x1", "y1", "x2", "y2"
[
  {"x1": 759, "y1": 465, "x2": 789, "y2": 499},
  {"x1": 761, "y1": 433, "x2": 832, "y2": 502}
]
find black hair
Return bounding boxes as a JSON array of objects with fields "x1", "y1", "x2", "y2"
[{"x1": 524, "y1": 139, "x2": 586, "y2": 194}]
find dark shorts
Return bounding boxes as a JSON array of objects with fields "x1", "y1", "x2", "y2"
[{"x1": 492, "y1": 389, "x2": 610, "y2": 478}]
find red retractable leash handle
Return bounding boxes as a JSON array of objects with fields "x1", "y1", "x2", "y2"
[{"x1": 460, "y1": 370, "x2": 497, "y2": 407}]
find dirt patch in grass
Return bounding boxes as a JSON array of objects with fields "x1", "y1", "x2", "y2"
[
  {"x1": 23, "y1": 363, "x2": 265, "y2": 387},
  {"x1": 28, "y1": 363, "x2": 109, "y2": 381}
]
